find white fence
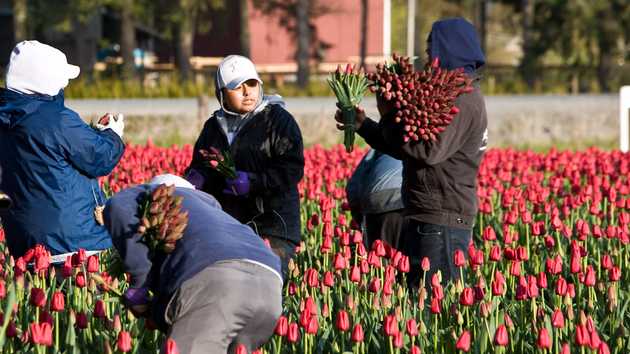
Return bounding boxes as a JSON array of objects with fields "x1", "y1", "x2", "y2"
[{"x1": 621, "y1": 86, "x2": 630, "y2": 152}]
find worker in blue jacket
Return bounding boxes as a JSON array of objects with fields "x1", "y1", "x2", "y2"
[
  {"x1": 105, "y1": 174, "x2": 283, "y2": 354},
  {"x1": 0, "y1": 40, "x2": 125, "y2": 260}
]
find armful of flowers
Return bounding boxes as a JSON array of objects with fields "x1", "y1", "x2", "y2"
[
  {"x1": 137, "y1": 184, "x2": 189, "y2": 255},
  {"x1": 367, "y1": 54, "x2": 473, "y2": 143}
]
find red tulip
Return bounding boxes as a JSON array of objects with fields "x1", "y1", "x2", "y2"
[
  {"x1": 333, "y1": 253, "x2": 347, "y2": 270},
  {"x1": 494, "y1": 325, "x2": 509, "y2": 346},
  {"x1": 51, "y1": 291, "x2": 65, "y2": 312},
  {"x1": 335, "y1": 310, "x2": 350, "y2": 332},
  {"x1": 430, "y1": 298, "x2": 441, "y2": 314},
  {"x1": 235, "y1": 344, "x2": 247, "y2": 354},
  {"x1": 117, "y1": 331, "x2": 132, "y2": 352},
  {"x1": 306, "y1": 315, "x2": 319, "y2": 334},
  {"x1": 489, "y1": 245, "x2": 502, "y2": 262},
  {"x1": 552, "y1": 308, "x2": 565, "y2": 328},
  {"x1": 87, "y1": 255, "x2": 99, "y2": 273},
  {"x1": 94, "y1": 299, "x2": 107, "y2": 319},
  {"x1": 287, "y1": 323, "x2": 300, "y2": 343},
  {"x1": 609, "y1": 266, "x2": 621, "y2": 282},
  {"x1": 456, "y1": 330, "x2": 471, "y2": 352},
  {"x1": 350, "y1": 265, "x2": 361, "y2": 283},
  {"x1": 561, "y1": 343, "x2": 571, "y2": 354},
  {"x1": 273, "y1": 316, "x2": 288, "y2": 336},
  {"x1": 76, "y1": 272, "x2": 86, "y2": 288},
  {"x1": 30, "y1": 322, "x2": 52, "y2": 346},
  {"x1": 323, "y1": 271, "x2": 335, "y2": 287},
  {"x1": 537, "y1": 327, "x2": 551, "y2": 349},
  {"x1": 576, "y1": 324, "x2": 590, "y2": 347},
  {"x1": 367, "y1": 277, "x2": 382, "y2": 294},
  {"x1": 410, "y1": 345, "x2": 421, "y2": 354},
  {"x1": 397, "y1": 255, "x2": 410, "y2": 273},
  {"x1": 453, "y1": 250, "x2": 466, "y2": 267},
  {"x1": 351, "y1": 323, "x2": 364, "y2": 343},
  {"x1": 76, "y1": 312, "x2": 88, "y2": 329},
  {"x1": 30, "y1": 288, "x2": 47, "y2": 308},
  {"x1": 305, "y1": 268, "x2": 319, "y2": 288},
  {"x1": 164, "y1": 338, "x2": 179, "y2": 354},
  {"x1": 598, "y1": 342, "x2": 611, "y2": 354},
  {"x1": 406, "y1": 318, "x2": 418, "y2": 337},
  {"x1": 421, "y1": 257, "x2": 431, "y2": 271},
  {"x1": 459, "y1": 288, "x2": 475, "y2": 306},
  {"x1": 384, "y1": 314, "x2": 399, "y2": 336}
]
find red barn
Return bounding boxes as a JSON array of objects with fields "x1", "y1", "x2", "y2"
[{"x1": 191, "y1": 0, "x2": 391, "y2": 73}]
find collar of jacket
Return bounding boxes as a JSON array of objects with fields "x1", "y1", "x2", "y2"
[{"x1": 0, "y1": 88, "x2": 65, "y2": 129}]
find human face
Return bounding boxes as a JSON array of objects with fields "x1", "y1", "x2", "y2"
[{"x1": 222, "y1": 79, "x2": 261, "y2": 114}]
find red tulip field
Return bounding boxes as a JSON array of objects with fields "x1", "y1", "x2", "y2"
[{"x1": 0, "y1": 142, "x2": 628, "y2": 353}]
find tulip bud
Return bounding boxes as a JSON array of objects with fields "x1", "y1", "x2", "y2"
[
  {"x1": 351, "y1": 323, "x2": 364, "y2": 342},
  {"x1": 117, "y1": 331, "x2": 132, "y2": 352},
  {"x1": 456, "y1": 330, "x2": 471, "y2": 352},
  {"x1": 494, "y1": 325, "x2": 509, "y2": 346},
  {"x1": 287, "y1": 323, "x2": 300, "y2": 343}
]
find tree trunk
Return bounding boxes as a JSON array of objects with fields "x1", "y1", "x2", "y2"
[
  {"x1": 120, "y1": 0, "x2": 136, "y2": 79},
  {"x1": 359, "y1": 0, "x2": 368, "y2": 68},
  {"x1": 596, "y1": 5, "x2": 617, "y2": 93},
  {"x1": 519, "y1": 0, "x2": 537, "y2": 90},
  {"x1": 478, "y1": 0, "x2": 488, "y2": 55},
  {"x1": 174, "y1": 0, "x2": 197, "y2": 82},
  {"x1": 296, "y1": 0, "x2": 310, "y2": 88},
  {"x1": 239, "y1": 0, "x2": 251, "y2": 57},
  {"x1": 12, "y1": 0, "x2": 29, "y2": 42}
]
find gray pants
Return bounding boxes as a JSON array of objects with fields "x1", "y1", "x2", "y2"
[{"x1": 163, "y1": 260, "x2": 283, "y2": 354}]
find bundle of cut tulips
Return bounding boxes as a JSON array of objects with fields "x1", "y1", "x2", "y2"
[
  {"x1": 328, "y1": 64, "x2": 370, "y2": 153},
  {"x1": 367, "y1": 53, "x2": 473, "y2": 142},
  {"x1": 137, "y1": 184, "x2": 189, "y2": 254}
]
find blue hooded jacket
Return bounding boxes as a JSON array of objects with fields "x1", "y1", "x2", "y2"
[
  {"x1": 0, "y1": 88, "x2": 125, "y2": 257},
  {"x1": 346, "y1": 149, "x2": 404, "y2": 214},
  {"x1": 429, "y1": 18, "x2": 486, "y2": 73}
]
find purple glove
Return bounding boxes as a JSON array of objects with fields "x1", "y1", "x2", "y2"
[
  {"x1": 185, "y1": 168, "x2": 206, "y2": 189},
  {"x1": 223, "y1": 171, "x2": 251, "y2": 196},
  {"x1": 123, "y1": 287, "x2": 149, "y2": 306}
]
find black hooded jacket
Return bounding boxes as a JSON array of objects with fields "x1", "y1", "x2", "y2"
[
  {"x1": 187, "y1": 103, "x2": 304, "y2": 244},
  {"x1": 357, "y1": 18, "x2": 488, "y2": 230}
]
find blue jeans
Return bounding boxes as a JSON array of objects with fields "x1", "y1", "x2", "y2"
[{"x1": 402, "y1": 220, "x2": 472, "y2": 289}]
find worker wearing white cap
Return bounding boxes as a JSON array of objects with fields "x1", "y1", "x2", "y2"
[
  {"x1": 0, "y1": 40, "x2": 125, "y2": 259},
  {"x1": 185, "y1": 55, "x2": 304, "y2": 277}
]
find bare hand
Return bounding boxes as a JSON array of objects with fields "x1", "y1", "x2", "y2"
[{"x1": 334, "y1": 106, "x2": 366, "y2": 131}]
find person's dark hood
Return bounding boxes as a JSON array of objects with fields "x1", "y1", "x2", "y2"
[
  {"x1": 0, "y1": 88, "x2": 64, "y2": 130},
  {"x1": 428, "y1": 18, "x2": 485, "y2": 73}
]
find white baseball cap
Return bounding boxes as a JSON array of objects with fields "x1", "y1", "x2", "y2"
[
  {"x1": 148, "y1": 174, "x2": 195, "y2": 190},
  {"x1": 216, "y1": 55, "x2": 262, "y2": 90},
  {"x1": 6, "y1": 40, "x2": 80, "y2": 96}
]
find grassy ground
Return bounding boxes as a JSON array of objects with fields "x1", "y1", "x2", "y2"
[{"x1": 123, "y1": 115, "x2": 620, "y2": 152}]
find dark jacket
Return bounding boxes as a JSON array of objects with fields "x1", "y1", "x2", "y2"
[
  {"x1": 358, "y1": 19, "x2": 487, "y2": 230},
  {"x1": 358, "y1": 79, "x2": 487, "y2": 230},
  {"x1": 104, "y1": 185, "x2": 282, "y2": 330},
  {"x1": 0, "y1": 88, "x2": 124, "y2": 257},
  {"x1": 187, "y1": 104, "x2": 304, "y2": 244},
  {"x1": 346, "y1": 149, "x2": 404, "y2": 215}
]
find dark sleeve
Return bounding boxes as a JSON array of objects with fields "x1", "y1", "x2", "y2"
[
  {"x1": 248, "y1": 107, "x2": 305, "y2": 194},
  {"x1": 61, "y1": 112, "x2": 125, "y2": 178},
  {"x1": 356, "y1": 118, "x2": 404, "y2": 160},
  {"x1": 103, "y1": 186, "x2": 153, "y2": 288},
  {"x1": 363, "y1": 93, "x2": 480, "y2": 166},
  {"x1": 187, "y1": 119, "x2": 213, "y2": 179}
]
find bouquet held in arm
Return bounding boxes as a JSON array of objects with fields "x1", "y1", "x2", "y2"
[
  {"x1": 199, "y1": 147, "x2": 237, "y2": 179},
  {"x1": 328, "y1": 64, "x2": 369, "y2": 152},
  {"x1": 367, "y1": 54, "x2": 473, "y2": 143},
  {"x1": 137, "y1": 184, "x2": 189, "y2": 255}
]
